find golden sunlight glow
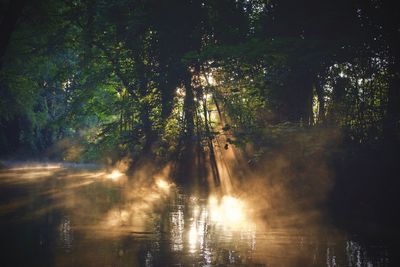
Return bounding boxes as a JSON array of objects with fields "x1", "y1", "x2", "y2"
[
  {"x1": 105, "y1": 210, "x2": 130, "y2": 227},
  {"x1": 8, "y1": 164, "x2": 62, "y2": 170},
  {"x1": 99, "y1": 171, "x2": 175, "y2": 235},
  {"x1": 106, "y1": 170, "x2": 124, "y2": 181},
  {"x1": 208, "y1": 195, "x2": 247, "y2": 226},
  {"x1": 175, "y1": 87, "x2": 185, "y2": 97},
  {"x1": 188, "y1": 222, "x2": 198, "y2": 253},
  {"x1": 200, "y1": 72, "x2": 216, "y2": 86},
  {"x1": 156, "y1": 179, "x2": 170, "y2": 192},
  {"x1": 181, "y1": 194, "x2": 254, "y2": 254}
]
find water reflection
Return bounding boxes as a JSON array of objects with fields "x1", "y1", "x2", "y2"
[
  {"x1": 345, "y1": 240, "x2": 390, "y2": 267},
  {"x1": 0, "y1": 165, "x2": 394, "y2": 267},
  {"x1": 59, "y1": 215, "x2": 73, "y2": 252},
  {"x1": 179, "y1": 193, "x2": 256, "y2": 265},
  {"x1": 170, "y1": 204, "x2": 184, "y2": 252}
]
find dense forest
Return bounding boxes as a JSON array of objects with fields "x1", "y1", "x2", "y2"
[
  {"x1": 1, "y1": 1, "x2": 400, "y2": 266},
  {"x1": 1, "y1": 0, "x2": 400, "y2": 227}
]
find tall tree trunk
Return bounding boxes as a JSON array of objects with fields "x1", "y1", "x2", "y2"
[
  {"x1": 183, "y1": 74, "x2": 195, "y2": 141},
  {"x1": 176, "y1": 72, "x2": 196, "y2": 182},
  {"x1": 285, "y1": 69, "x2": 313, "y2": 125},
  {"x1": 315, "y1": 80, "x2": 325, "y2": 124},
  {"x1": 160, "y1": 82, "x2": 175, "y2": 120},
  {"x1": 328, "y1": 77, "x2": 347, "y2": 125},
  {"x1": 303, "y1": 78, "x2": 314, "y2": 126},
  {"x1": 159, "y1": 61, "x2": 178, "y2": 120},
  {"x1": 136, "y1": 60, "x2": 154, "y2": 155}
]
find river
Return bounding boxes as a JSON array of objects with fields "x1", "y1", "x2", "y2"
[{"x1": 0, "y1": 163, "x2": 393, "y2": 266}]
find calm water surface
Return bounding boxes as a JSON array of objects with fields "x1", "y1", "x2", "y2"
[{"x1": 0, "y1": 164, "x2": 393, "y2": 266}]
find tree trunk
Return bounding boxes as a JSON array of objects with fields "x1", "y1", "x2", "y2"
[
  {"x1": 285, "y1": 69, "x2": 314, "y2": 125},
  {"x1": 176, "y1": 72, "x2": 196, "y2": 182},
  {"x1": 183, "y1": 74, "x2": 195, "y2": 140},
  {"x1": 315, "y1": 80, "x2": 325, "y2": 124},
  {"x1": 328, "y1": 77, "x2": 347, "y2": 125},
  {"x1": 136, "y1": 59, "x2": 154, "y2": 156}
]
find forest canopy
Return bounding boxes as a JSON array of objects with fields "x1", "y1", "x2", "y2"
[{"x1": 1, "y1": 0, "x2": 399, "y2": 171}]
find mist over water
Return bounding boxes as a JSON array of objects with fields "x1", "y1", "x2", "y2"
[{"x1": 0, "y1": 159, "x2": 392, "y2": 267}]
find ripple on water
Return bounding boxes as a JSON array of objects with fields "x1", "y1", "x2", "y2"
[{"x1": 0, "y1": 166, "x2": 393, "y2": 267}]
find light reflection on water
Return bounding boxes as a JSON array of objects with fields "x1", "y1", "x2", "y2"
[
  {"x1": 0, "y1": 166, "x2": 393, "y2": 267},
  {"x1": 59, "y1": 215, "x2": 73, "y2": 253},
  {"x1": 160, "y1": 190, "x2": 258, "y2": 266}
]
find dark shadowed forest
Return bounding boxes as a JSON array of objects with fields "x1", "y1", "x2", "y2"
[{"x1": 0, "y1": 0, "x2": 400, "y2": 266}]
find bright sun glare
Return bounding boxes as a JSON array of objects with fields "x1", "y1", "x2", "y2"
[
  {"x1": 156, "y1": 179, "x2": 171, "y2": 191},
  {"x1": 208, "y1": 195, "x2": 247, "y2": 226},
  {"x1": 106, "y1": 170, "x2": 124, "y2": 181}
]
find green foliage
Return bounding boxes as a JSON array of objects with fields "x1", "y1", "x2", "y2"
[{"x1": 0, "y1": 0, "x2": 398, "y2": 163}]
